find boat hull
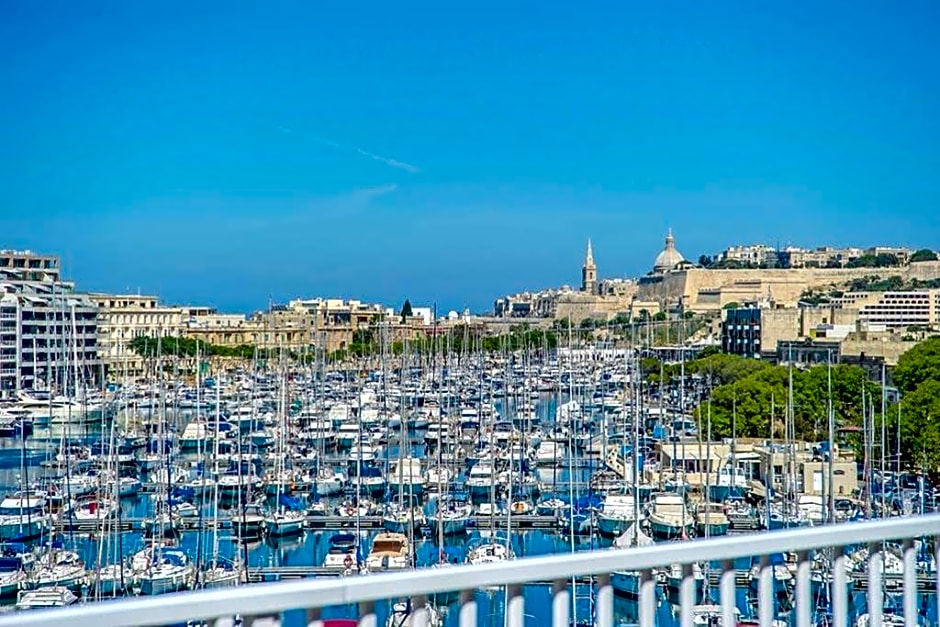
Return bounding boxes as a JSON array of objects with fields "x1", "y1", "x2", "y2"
[
  {"x1": 649, "y1": 519, "x2": 693, "y2": 541},
  {"x1": 596, "y1": 514, "x2": 634, "y2": 538}
]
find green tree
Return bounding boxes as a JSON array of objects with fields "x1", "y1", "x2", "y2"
[
  {"x1": 699, "y1": 362, "x2": 878, "y2": 440},
  {"x1": 722, "y1": 302, "x2": 740, "y2": 310},
  {"x1": 687, "y1": 353, "x2": 771, "y2": 385},
  {"x1": 888, "y1": 379, "x2": 940, "y2": 471},
  {"x1": 910, "y1": 249, "x2": 938, "y2": 263},
  {"x1": 400, "y1": 299, "x2": 413, "y2": 320},
  {"x1": 610, "y1": 313, "x2": 631, "y2": 327},
  {"x1": 847, "y1": 253, "x2": 900, "y2": 268},
  {"x1": 892, "y1": 338, "x2": 940, "y2": 393},
  {"x1": 696, "y1": 345, "x2": 723, "y2": 360}
]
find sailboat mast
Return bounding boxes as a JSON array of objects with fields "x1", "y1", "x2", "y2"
[
  {"x1": 826, "y1": 350, "x2": 835, "y2": 525},
  {"x1": 880, "y1": 363, "x2": 887, "y2": 516}
]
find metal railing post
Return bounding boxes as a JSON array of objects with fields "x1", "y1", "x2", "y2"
[
  {"x1": 795, "y1": 550, "x2": 811, "y2": 627},
  {"x1": 551, "y1": 579, "x2": 569, "y2": 627},
  {"x1": 832, "y1": 545, "x2": 848, "y2": 627},
  {"x1": 639, "y1": 570, "x2": 655, "y2": 627},
  {"x1": 356, "y1": 601, "x2": 375, "y2": 627},
  {"x1": 868, "y1": 542, "x2": 884, "y2": 627},
  {"x1": 595, "y1": 573, "x2": 613, "y2": 627},
  {"x1": 901, "y1": 539, "x2": 916, "y2": 627},
  {"x1": 758, "y1": 554, "x2": 773, "y2": 626},
  {"x1": 679, "y1": 563, "x2": 694, "y2": 626},
  {"x1": 458, "y1": 589, "x2": 476, "y2": 627},
  {"x1": 411, "y1": 595, "x2": 429, "y2": 627},
  {"x1": 505, "y1": 584, "x2": 524, "y2": 627},
  {"x1": 719, "y1": 559, "x2": 735, "y2": 627}
]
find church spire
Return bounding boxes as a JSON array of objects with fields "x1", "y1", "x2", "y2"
[
  {"x1": 582, "y1": 238, "x2": 597, "y2": 294},
  {"x1": 585, "y1": 239, "x2": 595, "y2": 268}
]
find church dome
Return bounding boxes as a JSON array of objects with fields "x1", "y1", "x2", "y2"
[{"x1": 653, "y1": 229, "x2": 685, "y2": 272}]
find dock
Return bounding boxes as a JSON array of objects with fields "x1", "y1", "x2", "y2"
[{"x1": 54, "y1": 514, "x2": 564, "y2": 534}]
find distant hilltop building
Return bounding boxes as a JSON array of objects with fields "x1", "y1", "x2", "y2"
[
  {"x1": 494, "y1": 240, "x2": 638, "y2": 322},
  {"x1": 640, "y1": 234, "x2": 940, "y2": 314},
  {"x1": 581, "y1": 239, "x2": 597, "y2": 294},
  {"x1": 652, "y1": 229, "x2": 689, "y2": 273},
  {"x1": 493, "y1": 231, "x2": 940, "y2": 322}
]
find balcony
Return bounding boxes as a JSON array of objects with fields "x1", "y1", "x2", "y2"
[{"x1": 5, "y1": 515, "x2": 939, "y2": 627}]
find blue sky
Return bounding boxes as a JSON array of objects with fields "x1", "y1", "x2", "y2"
[{"x1": 1, "y1": 2, "x2": 938, "y2": 313}]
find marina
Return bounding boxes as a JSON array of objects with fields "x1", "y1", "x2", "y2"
[{"x1": 0, "y1": 340, "x2": 937, "y2": 627}]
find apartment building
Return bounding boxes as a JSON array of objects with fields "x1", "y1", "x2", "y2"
[
  {"x1": 833, "y1": 290, "x2": 940, "y2": 330},
  {"x1": 90, "y1": 294, "x2": 215, "y2": 375},
  {"x1": 0, "y1": 280, "x2": 99, "y2": 395},
  {"x1": 0, "y1": 249, "x2": 61, "y2": 283},
  {"x1": 718, "y1": 244, "x2": 779, "y2": 267},
  {"x1": 286, "y1": 298, "x2": 390, "y2": 353}
]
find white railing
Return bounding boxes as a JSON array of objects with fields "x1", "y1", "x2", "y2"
[{"x1": 5, "y1": 515, "x2": 940, "y2": 627}]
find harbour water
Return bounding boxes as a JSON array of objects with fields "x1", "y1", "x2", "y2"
[{"x1": 0, "y1": 361, "x2": 935, "y2": 625}]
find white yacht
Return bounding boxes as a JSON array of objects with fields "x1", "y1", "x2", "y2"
[
  {"x1": 466, "y1": 540, "x2": 514, "y2": 565},
  {"x1": 137, "y1": 547, "x2": 195, "y2": 595},
  {"x1": 466, "y1": 463, "x2": 497, "y2": 499},
  {"x1": 596, "y1": 494, "x2": 638, "y2": 538},
  {"x1": 322, "y1": 533, "x2": 360, "y2": 572},
  {"x1": 66, "y1": 497, "x2": 119, "y2": 522},
  {"x1": 388, "y1": 458, "x2": 425, "y2": 496},
  {"x1": 263, "y1": 509, "x2": 305, "y2": 536},
  {"x1": 15, "y1": 586, "x2": 77, "y2": 610},
  {"x1": 314, "y1": 468, "x2": 347, "y2": 496},
  {"x1": 647, "y1": 493, "x2": 693, "y2": 541},
  {"x1": 0, "y1": 491, "x2": 50, "y2": 541},
  {"x1": 336, "y1": 421, "x2": 361, "y2": 448},
  {"x1": 365, "y1": 533, "x2": 411, "y2": 571}
]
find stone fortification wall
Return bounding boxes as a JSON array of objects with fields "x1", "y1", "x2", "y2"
[
  {"x1": 639, "y1": 264, "x2": 940, "y2": 311},
  {"x1": 554, "y1": 292, "x2": 634, "y2": 322},
  {"x1": 907, "y1": 260, "x2": 940, "y2": 281}
]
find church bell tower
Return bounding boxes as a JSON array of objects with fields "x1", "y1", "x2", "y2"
[{"x1": 582, "y1": 239, "x2": 597, "y2": 294}]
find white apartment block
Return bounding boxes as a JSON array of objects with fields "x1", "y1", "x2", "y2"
[
  {"x1": 835, "y1": 290, "x2": 940, "y2": 329},
  {"x1": 0, "y1": 281, "x2": 99, "y2": 395},
  {"x1": 719, "y1": 244, "x2": 778, "y2": 266}
]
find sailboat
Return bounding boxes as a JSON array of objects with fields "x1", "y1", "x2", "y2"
[
  {"x1": 610, "y1": 522, "x2": 652, "y2": 598},
  {"x1": 137, "y1": 545, "x2": 195, "y2": 595},
  {"x1": 384, "y1": 599, "x2": 443, "y2": 627},
  {"x1": 202, "y1": 385, "x2": 242, "y2": 588},
  {"x1": 689, "y1": 604, "x2": 741, "y2": 625},
  {"x1": 263, "y1": 365, "x2": 305, "y2": 537},
  {"x1": 430, "y1": 497, "x2": 471, "y2": 537},
  {"x1": 465, "y1": 536, "x2": 514, "y2": 564},
  {"x1": 92, "y1": 414, "x2": 129, "y2": 599}
]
